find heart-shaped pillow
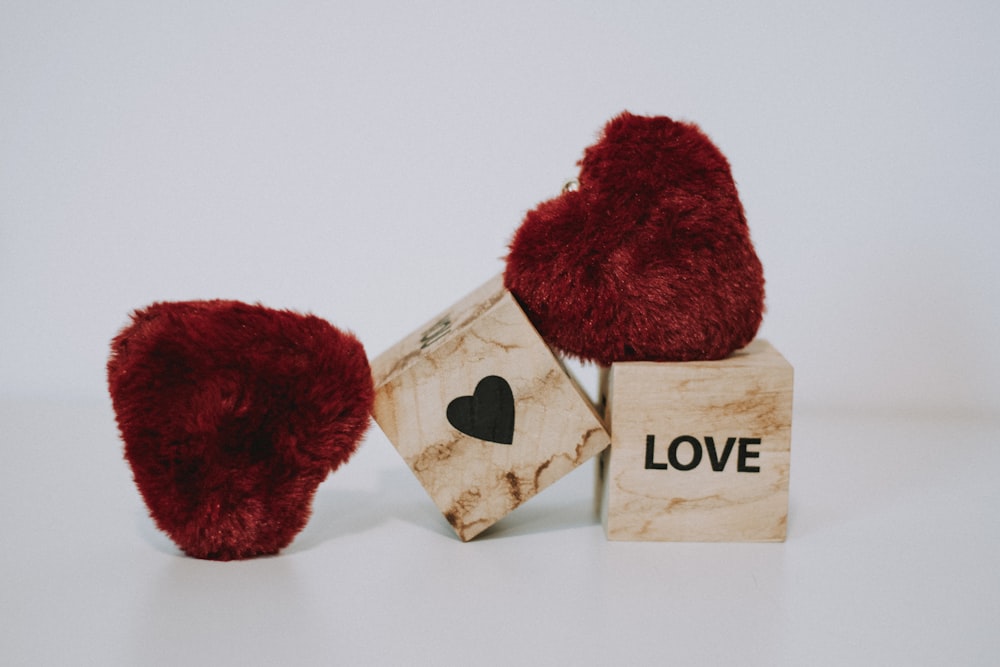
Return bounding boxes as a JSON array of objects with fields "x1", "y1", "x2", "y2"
[
  {"x1": 107, "y1": 300, "x2": 373, "y2": 560},
  {"x1": 504, "y1": 111, "x2": 765, "y2": 364}
]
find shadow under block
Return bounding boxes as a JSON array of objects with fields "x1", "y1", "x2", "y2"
[
  {"x1": 600, "y1": 340, "x2": 793, "y2": 542},
  {"x1": 371, "y1": 274, "x2": 610, "y2": 541}
]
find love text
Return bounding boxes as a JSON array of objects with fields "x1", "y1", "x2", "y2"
[{"x1": 644, "y1": 435, "x2": 760, "y2": 473}]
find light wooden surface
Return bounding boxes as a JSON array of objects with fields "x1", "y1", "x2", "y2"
[
  {"x1": 371, "y1": 274, "x2": 610, "y2": 540},
  {"x1": 601, "y1": 339, "x2": 793, "y2": 541}
]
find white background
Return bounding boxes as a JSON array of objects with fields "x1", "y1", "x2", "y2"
[
  {"x1": 3, "y1": 0, "x2": 999, "y2": 412},
  {"x1": 2, "y1": 2, "x2": 999, "y2": 665}
]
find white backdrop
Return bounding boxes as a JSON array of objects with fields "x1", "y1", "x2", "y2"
[{"x1": 2, "y1": 1, "x2": 999, "y2": 414}]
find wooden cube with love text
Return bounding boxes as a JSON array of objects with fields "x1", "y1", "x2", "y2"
[
  {"x1": 371, "y1": 274, "x2": 610, "y2": 541},
  {"x1": 599, "y1": 340, "x2": 793, "y2": 541}
]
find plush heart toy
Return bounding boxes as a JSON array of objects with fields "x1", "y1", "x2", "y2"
[
  {"x1": 504, "y1": 111, "x2": 765, "y2": 364},
  {"x1": 107, "y1": 301, "x2": 373, "y2": 560}
]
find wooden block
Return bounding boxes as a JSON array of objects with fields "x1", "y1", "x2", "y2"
[
  {"x1": 371, "y1": 274, "x2": 610, "y2": 541},
  {"x1": 600, "y1": 339, "x2": 793, "y2": 541}
]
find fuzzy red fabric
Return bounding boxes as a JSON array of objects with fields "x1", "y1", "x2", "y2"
[
  {"x1": 107, "y1": 301, "x2": 374, "y2": 560},
  {"x1": 504, "y1": 111, "x2": 765, "y2": 365}
]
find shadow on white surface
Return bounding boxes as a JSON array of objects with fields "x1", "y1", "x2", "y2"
[
  {"x1": 287, "y1": 466, "x2": 457, "y2": 553},
  {"x1": 133, "y1": 507, "x2": 184, "y2": 558},
  {"x1": 289, "y1": 452, "x2": 603, "y2": 553}
]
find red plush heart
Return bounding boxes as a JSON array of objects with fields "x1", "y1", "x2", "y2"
[
  {"x1": 107, "y1": 301, "x2": 373, "y2": 560},
  {"x1": 504, "y1": 111, "x2": 765, "y2": 365}
]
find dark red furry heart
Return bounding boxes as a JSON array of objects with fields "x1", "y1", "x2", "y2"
[
  {"x1": 504, "y1": 111, "x2": 765, "y2": 365},
  {"x1": 107, "y1": 300, "x2": 374, "y2": 560}
]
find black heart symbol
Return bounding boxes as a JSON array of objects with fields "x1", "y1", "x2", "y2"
[{"x1": 446, "y1": 375, "x2": 515, "y2": 445}]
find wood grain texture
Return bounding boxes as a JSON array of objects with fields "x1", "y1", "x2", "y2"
[
  {"x1": 372, "y1": 274, "x2": 610, "y2": 541},
  {"x1": 601, "y1": 339, "x2": 793, "y2": 542}
]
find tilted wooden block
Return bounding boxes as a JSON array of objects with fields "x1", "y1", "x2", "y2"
[
  {"x1": 600, "y1": 339, "x2": 793, "y2": 541},
  {"x1": 371, "y1": 274, "x2": 610, "y2": 541}
]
